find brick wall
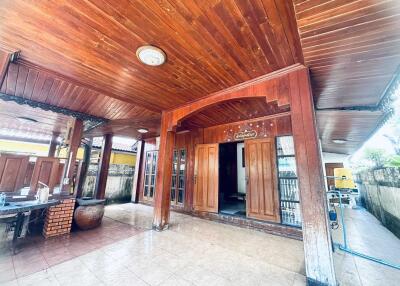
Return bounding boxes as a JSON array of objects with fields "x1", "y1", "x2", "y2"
[{"x1": 43, "y1": 198, "x2": 75, "y2": 238}]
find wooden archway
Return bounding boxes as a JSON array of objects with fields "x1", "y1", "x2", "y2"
[{"x1": 165, "y1": 64, "x2": 304, "y2": 130}]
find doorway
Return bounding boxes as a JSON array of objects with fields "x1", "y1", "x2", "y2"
[{"x1": 219, "y1": 141, "x2": 246, "y2": 216}]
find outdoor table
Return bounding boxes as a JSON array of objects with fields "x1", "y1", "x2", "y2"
[{"x1": 0, "y1": 199, "x2": 60, "y2": 254}]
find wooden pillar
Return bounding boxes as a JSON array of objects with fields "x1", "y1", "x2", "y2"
[
  {"x1": 131, "y1": 140, "x2": 144, "y2": 203},
  {"x1": 48, "y1": 132, "x2": 60, "y2": 157},
  {"x1": 61, "y1": 119, "x2": 83, "y2": 194},
  {"x1": 290, "y1": 68, "x2": 337, "y2": 286},
  {"x1": 153, "y1": 112, "x2": 175, "y2": 230},
  {"x1": 75, "y1": 138, "x2": 92, "y2": 198},
  {"x1": 95, "y1": 134, "x2": 112, "y2": 199}
]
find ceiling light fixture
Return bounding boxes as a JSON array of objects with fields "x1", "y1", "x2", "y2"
[
  {"x1": 137, "y1": 128, "x2": 149, "y2": 134},
  {"x1": 136, "y1": 45, "x2": 166, "y2": 66},
  {"x1": 332, "y1": 139, "x2": 347, "y2": 144},
  {"x1": 17, "y1": 116, "x2": 38, "y2": 123}
]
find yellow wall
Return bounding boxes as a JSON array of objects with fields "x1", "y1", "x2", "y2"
[{"x1": 0, "y1": 140, "x2": 136, "y2": 166}]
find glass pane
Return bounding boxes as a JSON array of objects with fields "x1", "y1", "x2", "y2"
[
  {"x1": 277, "y1": 136, "x2": 295, "y2": 156},
  {"x1": 152, "y1": 152, "x2": 158, "y2": 173},
  {"x1": 281, "y1": 201, "x2": 302, "y2": 226},
  {"x1": 278, "y1": 157, "x2": 297, "y2": 177},
  {"x1": 178, "y1": 189, "x2": 184, "y2": 203},
  {"x1": 179, "y1": 149, "x2": 186, "y2": 175},
  {"x1": 145, "y1": 153, "x2": 151, "y2": 173},
  {"x1": 144, "y1": 186, "x2": 148, "y2": 197},
  {"x1": 179, "y1": 176, "x2": 184, "y2": 189},
  {"x1": 145, "y1": 175, "x2": 149, "y2": 185},
  {"x1": 149, "y1": 187, "x2": 154, "y2": 198},
  {"x1": 279, "y1": 178, "x2": 299, "y2": 201},
  {"x1": 171, "y1": 189, "x2": 175, "y2": 202},
  {"x1": 151, "y1": 175, "x2": 155, "y2": 186},
  {"x1": 172, "y1": 175, "x2": 176, "y2": 187}
]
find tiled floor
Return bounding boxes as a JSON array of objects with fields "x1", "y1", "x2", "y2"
[
  {"x1": 331, "y1": 207, "x2": 400, "y2": 286},
  {"x1": 1, "y1": 203, "x2": 399, "y2": 286}
]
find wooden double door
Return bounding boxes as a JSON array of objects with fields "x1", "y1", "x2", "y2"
[{"x1": 193, "y1": 138, "x2": 280, "y2": 222}]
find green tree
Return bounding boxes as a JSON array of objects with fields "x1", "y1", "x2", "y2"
[{"x1": 363, "y1": 148, "x2": 388, "y2": 168}]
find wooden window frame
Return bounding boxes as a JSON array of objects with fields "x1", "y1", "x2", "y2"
[
  {"x1": 170, "y1": 148, "x2": 186, "y2": 206},
  {"x1": 143, "y1": 150, "x2": 158, "y2": 201}
]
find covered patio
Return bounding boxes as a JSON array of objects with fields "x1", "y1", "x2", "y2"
[{"x1": 1, "y1": 1, "x2": 400, "y2": 286}]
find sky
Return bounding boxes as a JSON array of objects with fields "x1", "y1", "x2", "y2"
[{"x1": 349, "y1": 92, "x2": 400, "y2": 165}]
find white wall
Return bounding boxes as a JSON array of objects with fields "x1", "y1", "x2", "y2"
[{"x1": 237, "y1": 143, "x2": 246, "y2": 194}]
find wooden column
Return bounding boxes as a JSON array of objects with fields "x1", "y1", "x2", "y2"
[
  {"x1": 62, "y1": 119, "x2": 83, "y2": 194},
  {"x1": 48, "y1": 132, "x2": 60, "y2": 157},
  {"x1": 290, "y1": 68, "x2": 337, "y2": 286},
  {"x1": 131, "y1": 140, "x2": 144, "y2": 203},
  {"x1": 153, "y1": 112, "x2": 175, "y2": 230},
  {"x1": 95, "y1": 134, "x2": 112, "y2": 199},
  {"x1": 75, "y1": 138, "x2": 92, "y2": 198}
]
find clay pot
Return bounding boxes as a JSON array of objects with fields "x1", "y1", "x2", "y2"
[{"x1": 73, "y1": 199, "x2": 105, "y2": 230}]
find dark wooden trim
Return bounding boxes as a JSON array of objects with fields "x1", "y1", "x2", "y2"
[
  {"x1": 131, "y1": 140, "x2": 144, "y2": 203},
  {"x1": 0, "y1": 92, "x2": 107, "y2": 124},
  {"x1": 290, "y1": 68, "x2": 336, "y2": 285},
  {"x1": 95, "y1": 134, "x2": 112, "y2": 199}
]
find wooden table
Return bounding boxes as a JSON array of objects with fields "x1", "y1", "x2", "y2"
[{"x1": 0, "y1": 200, "x2": 59, "y2": 254}]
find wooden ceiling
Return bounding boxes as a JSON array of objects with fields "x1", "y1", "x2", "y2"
[
  {"x1": 293, "y1": 0, "x2": 400, "y2": 154},
  {"x1": 181, "y1": 98, "x2": 290, "y2": 129},
  {"x1": 0, "y1": 0, "x2": 398, "y2": 154},
  {"x1": 294, "y1": 0, "x2": 400, "y2": 109},
  {"x1": 0, "y1": 100, "x2": 70, "y2": 140},
  {"x1": 0, "y1": 0, "x2": 302, "y2": 112},
  {"x1": 1, "y1": 61, "x2": 160, "y2": 121}
]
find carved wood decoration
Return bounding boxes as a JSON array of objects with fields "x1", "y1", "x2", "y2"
[
  {"x1": 168, "y1": 65, "x2": 301, "y2": 129},
  {"x1": 29, "y1": 157, "x2": 60, "y2": 194},
  {"x1": 245, "y1": 138, "x2": 280, "y2": 222},
  {"x1": 193, "y1": 144, "x2": 219, "y2": 213},
  {"x1": 0, "y1": 154, "x2": 29, "y2": 192}
]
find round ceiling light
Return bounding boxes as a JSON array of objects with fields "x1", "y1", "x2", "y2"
[
  {"x1": 332, "y1": 139, "x2": 347, "y2": 144},
  {"x1": 136, "y1": 45, "x2": 166, "y2": 66},
  {"x1": 137, "y1": 128, "x2": 149, "y2": 134}
]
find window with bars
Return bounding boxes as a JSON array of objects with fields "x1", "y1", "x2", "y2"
[
  {"x1": 276, "y1": 136, "x2": 302, "y2": 227},
  {"x1": 171, "y1": 148, "x2": 186, "y2": 206},
  {"x1": 143, "y1": 150, "x2": 158, "y2": 201}
]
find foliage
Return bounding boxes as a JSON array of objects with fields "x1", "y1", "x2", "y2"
[
  {"x1": 387, "y1": 155, "x2": 400, "y2": 167},
  {"x1": 363, "y1": 148, "x2": 388, "y2": 168},
  {"x1": 384, "y1": 115, "x2": 400, "y2": 155}
]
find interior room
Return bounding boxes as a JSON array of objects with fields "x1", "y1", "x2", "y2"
[{"x1": 218, "y1": 141, "x2": 246, "y2": 217}]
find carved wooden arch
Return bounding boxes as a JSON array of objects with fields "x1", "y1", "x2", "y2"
[{"x1": 166, "y1": 64, "x2": 304, "y2": 130}]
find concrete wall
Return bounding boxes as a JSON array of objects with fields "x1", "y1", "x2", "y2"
[
  {"x1": 355, "y1": 167, "x2": 400, "y2": 239},
  {"x1": 82, "y1": 164, "x2": 134, "y2": 203}
]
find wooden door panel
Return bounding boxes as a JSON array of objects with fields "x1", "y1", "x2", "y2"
[
  {"x1": 194, "y1": 144, "x2": 218, "y2": 213},
  {"x1": 0, "y1": 154, "x2": 29, "y2": 192},
  {"x1": 245, "y1": 138, "x2": 280, "y2": 222},
  {"x1": 30, "y1": 157, "x2": 60, "y2": 194}
]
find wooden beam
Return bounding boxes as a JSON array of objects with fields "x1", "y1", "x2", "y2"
[
  {"x1": 95, "y1": 134, "x2": 112, "y2": 199},
  {"x1": 153, "y1": 112, "x2": 175, "y2": 230},
  {"x1": 48, "y1": 132, "x2": 60, "y2": 157},
  {"x1": 131, "y1": 140, "x2": 144, "y2": 203},
  {"x1": 0, "y1": 51, "x2": 11, "y2": 87},
  {"x1": 62, "y1": 119, "x2": 83, "y2": 194},
  {"x1": 290, "y1": 68, "x2": 337, "y2": 286}
]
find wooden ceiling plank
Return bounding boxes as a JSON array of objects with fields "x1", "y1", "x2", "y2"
[
  {"x1": 5, "y1": 61, "x2": 18, "y2": 95},
  {"x1": 14, "y1": 63, "x2": 29, "y2": 97}
]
